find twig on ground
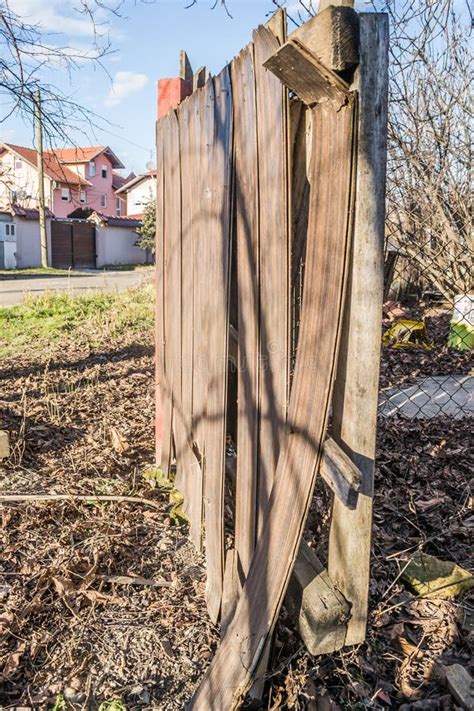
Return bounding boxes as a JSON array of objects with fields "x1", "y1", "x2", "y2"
[
  {"x1": 97, "y1": 574, "x2": 173, "y2": 588},
  {"x1": 0, "y1": 494, "x2": 163, "y2": 509}
]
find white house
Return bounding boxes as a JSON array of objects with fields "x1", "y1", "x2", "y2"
[
  {"x1": 0, "y1": 143, "x2": 90, "y2": 216},
  {"x1": 0, "y1": 206, "x2": 53, "y2": 269},
  {"x1": 115, "y1": 171, "x2": 157, "y2": 217},
  {"x1": 87, "y1": 211, "x2": 151, "y2": 267}
]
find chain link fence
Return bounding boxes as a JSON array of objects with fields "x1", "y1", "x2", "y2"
[{"x1": 378, "y1": 235, "x2": 472, "y2": 420}]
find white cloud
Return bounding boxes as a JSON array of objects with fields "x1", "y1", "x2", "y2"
[
  {"x1": 105, "y1": 71, "x2": 149, "y2": 108},
  {"x1": 7, "y1": 0, "x2": 100, "y2": 37}
]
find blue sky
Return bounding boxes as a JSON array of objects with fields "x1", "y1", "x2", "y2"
[{"x1": 0, "y1": 0, "x2": 306, "y2": 174}]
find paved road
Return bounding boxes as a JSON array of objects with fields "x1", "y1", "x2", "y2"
[
  {"x1": 379, "y1": 374, "x2": 473, "y2": 419},
  {"x1": 0, "y1": 270, "x2": 151, "y2": 307}
]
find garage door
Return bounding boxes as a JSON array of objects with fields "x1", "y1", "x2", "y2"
[{"x1": 51, "y1": 221, "x2": 96, "y2": 269}]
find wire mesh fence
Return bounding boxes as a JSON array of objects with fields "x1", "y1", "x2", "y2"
[{"x1": 379, "y1": 236, "x2": 472, "y2": 420}]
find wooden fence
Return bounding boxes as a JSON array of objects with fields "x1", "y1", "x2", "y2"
[{"x1": 155, "y1": 6, "x2": 388, "y2": 708}]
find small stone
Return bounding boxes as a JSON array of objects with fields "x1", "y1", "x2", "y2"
[
  {"x1": 402, "y1": 551, "x2": 474, "y2": 599},
  {"x1": 445, "y1": 664, "x2": 474, "y2": 710}
]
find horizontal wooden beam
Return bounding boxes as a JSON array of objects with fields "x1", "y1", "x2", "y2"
[
  {"x1": 264, "y1": 38, "x2": 349, "y2": 107},
  {"x1": 320, "y1": 436, "x2": 362, "y2": 509},
  {"x1": 288, "y1": 5, "x2": 359, "y2": 73},
  {"x1": 284, "y1": 541, "x2": 350, "y2": 655}
]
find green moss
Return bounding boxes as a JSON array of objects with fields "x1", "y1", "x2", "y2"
[{"x1": 402, "y1": 551, "x2": 474, "y2": 598}]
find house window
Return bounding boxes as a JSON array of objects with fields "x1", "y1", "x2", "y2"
[
  {"x1": 100, "y1": 194, "x2": 107, "y2": 208},
  {"x1": 89, "y1": 160, "x2": 96, "y2": 177},
  {"x1": 14, "y1": 159, "x2": 22, "y2": 170},
  {"x1": 5, "y1": 223, "x2": 15, "y2": 238},
  {"x1": 115, "y1": 198, "x2": 121, "y2": 216},
  {"x1": 80, "y1": 190, "x2": 86, "y2": 203},
  {"x1": 61, "y1": 188, "x2": 70, "y2": 202},
  {"x1": 101, "y1": 164, "x2": 108, "y2": 179}
]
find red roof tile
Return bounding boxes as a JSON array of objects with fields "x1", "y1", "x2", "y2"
[
  {"x1": 50, "y1": 145, "x2": 125, "y2": 169},
  {"x1": 10, "y1": 204, "x2": 55, "y2": 220},
  {"x1": 3, "y1": 144, "x2": 90, "y2": 187},
  {"x1": 88, "y1": 211, "x2": 142, "y2": 228},
  {"x1": 49, "y1": 146, "x2": 106, "y2": 162}
]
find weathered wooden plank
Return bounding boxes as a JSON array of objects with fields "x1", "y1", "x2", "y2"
[
  {"x1": 180, "y1": 49, "x2": 193, "y2": 83},
  {"x1": 288, "y1": 5, "x2": 359, "y2": 72},
  {"x1": 189, "y1": 90, "x2": 356, "y2": 710},
  {"x1": 175, "y1": 92, "x2": 203, "y2": 550},
  {"x1": 320, "y1": 436, "x2": 362, "y2": 509},
  {"x1": 163, "y1": 110, "x2": 182, "y2": 484},
  {"x1": 221, "y1": 548, "x2": 241, "y2": 637},
  {"x1": 178, "y1": 97, "x2": 194, "y2": 449},
  {"x1": 203, "y1": 67, "x2": 233, "y2": 622},
  {"x1": 156, "y1": 116, "x2": 173, "y2": 476},
  {"x1": 193, "y1": 66, "x2": 207, "y2": 90},
  {"x1": 264, "y1": 38, "x2": 349, "y2": 107},
  {"x1": 253, "y1": 21, "x2": 289, "y2": 539},
  {"x1": 250, "y1": 14, "x2": 290, "y2": 701},
  {"x1": 328, "y1": 13, "x2": 389, "y2": 646},
  {"x1": 232, "y1": 45, "x2": 260, "y2": 580},
  {"x1": 284, "y1": 542, "x2": 350, "y2": 655}
]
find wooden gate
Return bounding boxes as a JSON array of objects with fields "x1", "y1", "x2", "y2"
[
  {"x1": 51, "y1": 220, "x2": 96, "y2": 269},
  {"x1": 156, "y1": 5, "x2": 388, "y2": 708}
]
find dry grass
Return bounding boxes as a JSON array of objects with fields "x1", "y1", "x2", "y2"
[
  {"x1": 0, "y1": 286, "x2": 472, "y2": 709},
  {"x1": 0, "y1": 285, "x2": 218, "y2": 709}
]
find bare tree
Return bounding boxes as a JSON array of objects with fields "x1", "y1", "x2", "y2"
[
  {"x1": 376, "y1": 0, "x2": 473, "y2": 301},
  {"x1": 273, "y1": 0, "x2": 472, "y2": 300},
  {"x1": 0, "y1": 0, "x2": 118, "y2": 145}
]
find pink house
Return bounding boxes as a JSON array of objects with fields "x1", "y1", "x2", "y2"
[
  {"x1": 0, "y1": 143, "x2": 127, "y2": 219},
  {"x1": 48, "y1": 146, "x2": 126, "y2": 218}
]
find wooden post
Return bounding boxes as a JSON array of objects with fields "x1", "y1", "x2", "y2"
[
  {"x1": 34, "y1": 90, "x2": 48, "y2": 268},
  {"x1": 327, "y1": 12, "x2": 389, "y2": 646},
  {"x1": 285, "y1": 542, "x2": 350, "y2": 655}
]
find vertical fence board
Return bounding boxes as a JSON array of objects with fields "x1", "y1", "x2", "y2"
[
  {"x1": 163, "y1": 111, "x2": 182, "y2": 482},
  {"x1": 178, "y1": 97, "x2": 194, "y2": 463},
  {"x1": 253, "y1": 21, "x2": 290, "y2": 540},
  {"x1": 156, "y1": 116, "x2": 174, "y2": 476},
  {"x1": 176, "y1": 94, "x2": 204, "y2": 549},
  {"x1": 328, "y1": 13, "x2": 388, "y2": 646},
  {"x1": 190, "y1": 95, "x2": 356, "y2": 710},
  {"x1": 182, "y1": 88, "x2": 208, "y2": 547},
  {"x1": 155, "y1": 120, "x2": 165, "y2": 467},
  {"x1": 203, "y1": 68, "x2": 233, "y2": 622},
  {"x1": 251, "y1": 16, "x2": 289, "y2": 700},
  {"x1": 232, "y1": 45, "x2": 260, "y2": 579}
]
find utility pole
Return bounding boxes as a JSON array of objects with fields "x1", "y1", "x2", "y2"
[{"x1": 34, "y1": 89, "x2": 48, "y2": 268}]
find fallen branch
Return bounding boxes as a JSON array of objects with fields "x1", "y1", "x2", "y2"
[
  {"x1": 97, "y1": 574, "x2": 172, "y2": 588},
  {"x1": 0, "y1": 494, "x2": 163, "y2": 510}
]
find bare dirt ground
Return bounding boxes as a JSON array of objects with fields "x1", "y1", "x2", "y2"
[{"x1": 0, "y1": 293, "x2": 472, "y2": 709}]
